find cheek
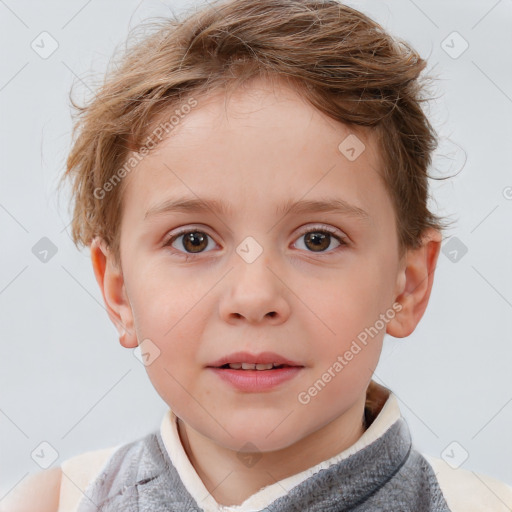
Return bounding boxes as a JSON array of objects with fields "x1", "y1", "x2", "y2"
[
  {"x1": 308, "y1": 259, "x2": 391, "y2": 354},
  {"x1": 131, "y1": 283, "x2": 209, "y2": 407},
  {"x1": 128, "y1": 262, "x2": 210, "y2": 338}
]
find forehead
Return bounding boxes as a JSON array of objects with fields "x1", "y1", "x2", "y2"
[{"x1": 121, "y1": 77, "x2": 393, "y2": 230}]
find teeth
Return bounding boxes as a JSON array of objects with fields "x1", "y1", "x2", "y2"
[
  {"x1": 255, "y1": 363, "x2": 274, "y2": 370},
  {"x1": 228, "y1": 363, "x2": 279, "y2": 370}
]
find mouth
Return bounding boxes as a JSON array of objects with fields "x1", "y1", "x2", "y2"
[
  {"x1": 216, "y1": 362, "x2": 296, "y2": 370},
  {"x1": 206, "y1": 351, "x2": 304, "y2": 392},
  {"x1": 207, "y1": 351, "x2": 304, "y2": 370}
]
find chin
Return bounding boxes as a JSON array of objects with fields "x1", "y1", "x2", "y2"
[{"x1": 212, "y1": 419, "x2": 306, "y2": 454}]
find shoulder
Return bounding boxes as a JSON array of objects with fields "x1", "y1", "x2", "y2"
[
  {"x1": 0, "y1": 445, "x2": 121, "y2": 512},
  {"x1": 423, "y1": 453, "x2": 512, "y2": 512},
  {"x1": 0, "y1": 446, "x2": 120, "y2": 512},
  {"x1": 57, "y1": 445, "x2": 120, "y2": 512},
  {"x1": 0, "y1": 432, "x2": 164, "y2": 512},
  {"x1": 0, "y1": 467, "x2": 61, "y2": 512}
]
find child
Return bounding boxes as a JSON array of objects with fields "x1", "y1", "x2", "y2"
[{"x1": 5, "y1": 0, "x2": 512, "y2": 510}]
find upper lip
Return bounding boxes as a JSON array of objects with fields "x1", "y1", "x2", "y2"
[{"x1": 207, "y1": 351, "x2": 304, "y2": 368}]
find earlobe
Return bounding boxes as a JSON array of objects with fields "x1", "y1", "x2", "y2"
[
  {"x1": 386, "y1": 229, "x2": 442, "y2": 338},
  {"x1": 90, "y1": 237, "x2": 138, "y2": 348}
]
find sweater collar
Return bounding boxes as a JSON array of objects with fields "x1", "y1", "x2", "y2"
[{"x1": 157, "y1": 380, "x2": 410, "y2": 512}]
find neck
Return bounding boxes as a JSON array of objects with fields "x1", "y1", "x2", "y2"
[{"x1": 177, "y1": 398, "x2": 368, "y2": 507}]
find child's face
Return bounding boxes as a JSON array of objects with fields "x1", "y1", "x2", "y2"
[{"x1": 102, "y1": 77, "x2": 408, "y2": 451}]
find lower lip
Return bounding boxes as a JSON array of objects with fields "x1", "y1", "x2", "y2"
[{"x1": 208, "y1": 366, "x2": 303, "y2": 392}]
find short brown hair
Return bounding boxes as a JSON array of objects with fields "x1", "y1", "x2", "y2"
[{"x1": 61, "y1": 0, "x2": 454, "y2": 268}]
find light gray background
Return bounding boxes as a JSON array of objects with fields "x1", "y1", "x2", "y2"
[{"x1": 1, "y1": 0, "x2": 511, "y2": 503}]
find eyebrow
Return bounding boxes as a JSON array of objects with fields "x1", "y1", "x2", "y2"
[{"x1": 144, "y1": 196, "x2": 370, "y2": 222}]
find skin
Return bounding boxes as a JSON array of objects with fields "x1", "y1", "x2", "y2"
[{"x1": 91, "y1": 75, "x2": 441, "y2": 506}]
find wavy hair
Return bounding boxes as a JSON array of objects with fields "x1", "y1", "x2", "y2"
[{"x1": 61, "y1": 0, "x2": 454, "y2": 267}]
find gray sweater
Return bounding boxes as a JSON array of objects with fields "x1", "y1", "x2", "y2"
[{"x1": 76, "y1": 414, "x2": 451, "y2": 511}]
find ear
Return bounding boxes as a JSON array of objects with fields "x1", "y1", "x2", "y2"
[
  {"x1": 90, "y1": 237, "x2": 138, "y2": 348},
  {"x1": 386, "y1": 228, "x2": 442, "y2": 338}
]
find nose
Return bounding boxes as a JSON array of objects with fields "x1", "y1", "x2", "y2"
[{"x1": 218, "y1": 249, "x2": 291, "y2": 325}]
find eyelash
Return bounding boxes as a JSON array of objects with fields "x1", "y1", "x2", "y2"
[{"x1": 163, "y1": 224, "x2": 349, "y2": 261}]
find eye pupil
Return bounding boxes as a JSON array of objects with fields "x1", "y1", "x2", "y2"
[
  {"x1": 183, "y1": 232, "x2": 208, "y2": 252},
  {"x1": 305, "y1": 232, "x2": 330, "y2": 252}
]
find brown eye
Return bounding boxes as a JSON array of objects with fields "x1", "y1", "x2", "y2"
[
  {"x1": 168, "y1": 230, "x2": 213, "y2": 254},
  {"x1": 304, "y1": 232, "x2": 332, "y2": 252},
  {"x1": 293, "y1": 226, "x2": 347, "y2": 254}
]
